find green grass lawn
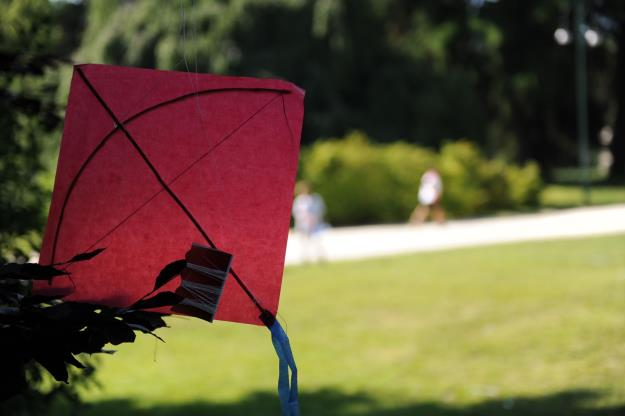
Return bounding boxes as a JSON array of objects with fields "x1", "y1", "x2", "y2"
[
  {"x1": 541, "y1": 184, "x2": 625, "y2": 209},
  {"x1": 56, "y1": 234, "x2": 625, "y2": 416}
]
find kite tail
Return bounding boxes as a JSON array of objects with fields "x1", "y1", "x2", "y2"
[{"x1": 262, "y1": 311, "x2": 300, "y2": 416}]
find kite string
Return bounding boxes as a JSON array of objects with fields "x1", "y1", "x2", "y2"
[
  {"x1": 179, "y1": 0, "x2": 189, "y2": 72},
  {"x1": 74, "y1": 67, "x2": 267, "y2": 316},
  {"x1": 181, "y1": 9, "x2": 299, "y2": 312},
  {"x1": 117, "y1": 2, "x2": 189, "y2": 120},
  {"x1": 179, "y1": 0, "x2": 231, "y2": 240},
  {"x1": 180, "y1": 5, "x2": 296, "y2": 314},
  {"x1": 153, "y1": 336, "x2": 159, "y2": 363}
]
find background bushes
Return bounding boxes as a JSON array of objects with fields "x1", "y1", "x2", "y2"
[{"x1": 301, "y1": 132, "x2": 542, "y2": 225}]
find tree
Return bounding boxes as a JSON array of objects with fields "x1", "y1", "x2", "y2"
[
  {"x1": 77, "y1": 0, "x2": 624, "y2": 179},
  {"x1": 0, "y1": 0, "x2": 85, "y2": 261},
  {"x1": 1, "y1": 1, "x2": 88, "y2": 414},
  {"x1": 77, "y1": 0, "x2": 491, "y2": 148},
  {"x1": 0, "y1": 252, "x2": 184, "y2": 415}
]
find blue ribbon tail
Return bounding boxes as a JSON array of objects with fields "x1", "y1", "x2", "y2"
[{"x1": 269, "y1": 320, "x2": 299, "y2": 416}]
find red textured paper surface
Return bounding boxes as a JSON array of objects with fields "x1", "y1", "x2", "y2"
[{"x1": 35, "y1": 64, "x2": 304, "y2": 326}]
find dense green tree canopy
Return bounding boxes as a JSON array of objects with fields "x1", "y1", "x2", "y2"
[
  {"x1": 76, "y1": 0, "x2": 624, "y2": 179},
  {"x1": 0, "y1": 0, "x2": 84, "y2": 260}
]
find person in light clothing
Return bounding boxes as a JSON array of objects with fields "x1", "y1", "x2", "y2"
[
  {"x1": 292, "y1": 181, "x2": 327, "y2": 262},
  {"x1": 410, "y1": 168, "x2": 445, "y2": 224}
]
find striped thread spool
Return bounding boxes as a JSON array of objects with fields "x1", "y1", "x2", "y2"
[{"x1": 172, "y1": 243, "x2": 232, "y2": 322}]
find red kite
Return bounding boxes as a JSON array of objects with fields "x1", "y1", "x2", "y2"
[{"x1": 36, "y1": 64, "x2": 305, "y2": 327}]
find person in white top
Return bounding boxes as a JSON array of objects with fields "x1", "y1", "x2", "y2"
[
  {"x1": 410, "y1": 168, "x2": 445, "y2": 224},
  {"x1": 292, "y1": 181, "x2": 327, "y2": 262}
]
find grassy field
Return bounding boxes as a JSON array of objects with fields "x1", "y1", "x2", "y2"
[
  {"x1": 54, "y1": 234, "x2": 625, "y2": 416},
  {"x1": 541, "y1": 184, "x2": 625, "y2": 209}
]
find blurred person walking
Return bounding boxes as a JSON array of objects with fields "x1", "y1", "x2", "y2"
[
  {"x1": 410, "y1": 168, "x2": 445, "y2": 224},
  {"x1": 292, "y1": 181, "x2": 327, "y2": 262}
]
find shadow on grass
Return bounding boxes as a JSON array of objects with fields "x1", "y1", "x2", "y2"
[{"x1": 73, "y1": 388, "x2": 624, "y2": 416}]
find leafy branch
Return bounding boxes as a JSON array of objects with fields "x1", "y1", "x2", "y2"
[{"x1": 0, "y1": 249, "x2": 185, "y2": 402}]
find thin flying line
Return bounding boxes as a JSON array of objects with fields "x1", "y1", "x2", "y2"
[
  {"x1": 180, "y1": 0, "x2": 190, "y2": 75},
  {"x1": 179, "y1": 0, "x2": 228, "y2": 240},
  {"x1": 118, "y1": 2, "x2": 193, "y2": 120}
]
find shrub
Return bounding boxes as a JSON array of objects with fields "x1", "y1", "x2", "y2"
[
  {"x1": 437, "y1": 140, "x2": 492, "y2": 216},
  {"x1": 438, "y1": 140, "x2": 543, "y2": 215},
  {"x1": 505, "y1": 161, "x2": 542, "y2": 206},
  {"x1": 301, "y1": 132, "x2": 435, "y2": 225},
  {"x1": 300, "y1": 133, "x2": 542, "y2": 225}
]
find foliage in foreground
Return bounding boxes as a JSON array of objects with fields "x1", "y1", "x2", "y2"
[
  {"x1": 0, "y1": 249, "x2": 186, "y2": 414},
  {"x1": 301, "y1": 132, "x2": 542, "y2": 225}
]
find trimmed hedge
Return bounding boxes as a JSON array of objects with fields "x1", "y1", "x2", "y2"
[{"x1": 300, "y1": 132, "x2": 542, "y2": 225}]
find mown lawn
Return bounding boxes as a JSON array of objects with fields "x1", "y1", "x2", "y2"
[
  {"x1": 55, "y1": 234, "x2": 625, "y2": 415},
  {"x1": 541, "y1": 184, "x2": 625, "y2": 209}
]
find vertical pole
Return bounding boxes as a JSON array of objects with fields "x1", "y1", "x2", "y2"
[{"x1": 574, "y1": 0, "x2": 591, "y2": 204}]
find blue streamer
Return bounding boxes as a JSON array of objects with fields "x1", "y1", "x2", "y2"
[{"x1": 269, "y1": 320, "x2": 299, "y2": 416}]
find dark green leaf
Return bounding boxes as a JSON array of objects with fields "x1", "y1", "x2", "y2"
[
  {"x1": 68, "y1": 331, "x2": 108, "y2": 355},
  {"x1": 0, "y1": 263, "x2": 69, "y2": 280},
  {"x1": 0, "y1": 357, "x2": 26, "y2": 401},
  {"x1": 40, "y1": 301, "x2": 99, "y2": 322},
  {"x1": 153, "y1": 259, "x2": 186, "y2": 292},
  {"x1": 126, "y1": 324, "x2": 165, "y2": 342},
  {"x1": 21, "y1": 294, "x2": 65, "y2": 307},
  {"x1": 64, "y1": 248, "x2": 106, "y2": 264},
  {"x1": 131, "y1": 291, "x2": 182, "y2": 310},
  {"x1": 93, "y1": 318, "x2": 136, "y2": 345},
  {"x1": 64, "y1": 353, "x2": 85, "y2": 369},
  {"x1": 0, "y1": 290, "x2": 23, "y2": 306},
  {"x1": 34, "y1": 352, "x2": 69, "y2": 383},
  {"x1": 121, "y1": 310, "x2": 168, "y2": 331}
]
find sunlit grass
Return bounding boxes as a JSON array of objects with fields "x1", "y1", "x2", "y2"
[
  {"x1": 541, "y1": 184, "x2": 625, "y2": 209},
  {"x1": 56, "y1": 234, "x2": 625, "y2": 415}
]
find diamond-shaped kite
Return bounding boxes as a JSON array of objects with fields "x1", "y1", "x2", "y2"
[
  {"x1": 35, "y1": 64, "x2": 304, "y2": 414},
  {"x1": 36, "y1": 64, "x2": 304, "y2": 327}
]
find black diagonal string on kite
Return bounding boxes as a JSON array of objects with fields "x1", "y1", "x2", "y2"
[
  {"x1": 179, "y1": 0, "x2": 231, "y2": 242},
  {"x1": 73, "y1": 67, "x2": 268, "y2": 314}
]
